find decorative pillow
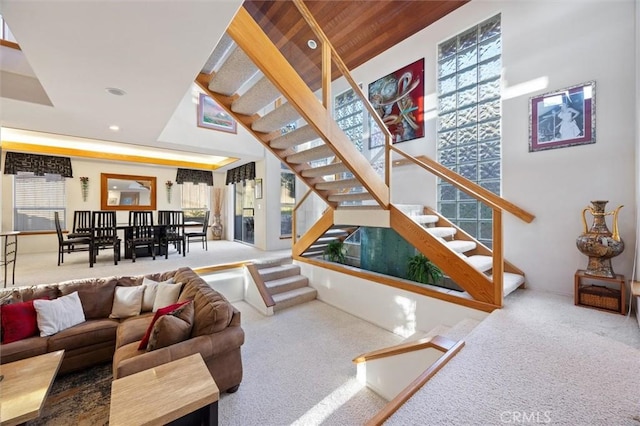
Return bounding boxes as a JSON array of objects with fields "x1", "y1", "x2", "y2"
[
  {"x1": 33, "y1": 292, "x2": 86, "y2": 337},
  {"x1": 141, "y1": 277, "x2": 173, "y2": 312},
  {"x1": 152, "y1": 282, "x2": 183, "y2": 313},
  {"x1": 138, "y1": 300, "x2": 190, "y2": 350},
  {"x1": 147, "y1": 301, "x2": 194, "y2": 352},
  {"x1": 109, "y1": 286, "x2": 144, "y2": 319},
  {"x1": 1, "y1": 299, "x2": 45, "y2": 343}
]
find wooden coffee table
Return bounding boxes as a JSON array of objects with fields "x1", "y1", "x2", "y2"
[
  {"x1": 109, "y1": 353, "x2": 219, "y2": 426},
  {"x1": 0, "y1": 350, "x2": 64, "y2": 426}
]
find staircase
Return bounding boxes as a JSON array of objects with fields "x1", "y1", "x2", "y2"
[
  {"x1": 396, "y1": 204, "x2": 525, "y2": 297},
  {"x1": 302, "y1": 225, "x2": 358, "y2": 258},
  {"x1": 195, "y1": 4, "x2": 534, "y2": 308},
  {"x1": 253, "y1": 258, "x2": 317, "y2": 312}
]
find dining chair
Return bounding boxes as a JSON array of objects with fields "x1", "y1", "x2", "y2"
[
  {"x1": 158, "y1": 210, "x2": 185, "y2": 258},
  {"x1": 126, "y1": 224, "x2": 157, "y2": 262},
  {"x1": 185, "y1": 211, "x2": 210, "y2": 252},
  {"x1": 55, "y1": 212, "x2": 92, "y2": 266},
  {"x1": 91, "y1": 211, "x2": 121, "y2": 267},
  {"x1": 67, "y1": 210, "x2": 92, "y2": 239},
  {"x1": 129, "y1": 210, "x2": 154, "y2": 226}
]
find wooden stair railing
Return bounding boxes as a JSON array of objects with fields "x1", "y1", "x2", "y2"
[
  {"x1": 196, "y1": 6, "x2": 391, "y2": 209},
  {"x1": 352, "y1": 335, "x2": 465, "y2": 426},
  {"x1": 390, "y1": 147, "x2": 535, "y2": 306}
]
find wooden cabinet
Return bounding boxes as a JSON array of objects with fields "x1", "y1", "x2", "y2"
[{"x1": 574, "y1": 269, "x2": 626, "y2": 315}]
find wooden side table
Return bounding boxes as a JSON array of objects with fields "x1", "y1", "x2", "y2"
[
  {"x1": 110, "y1": 353, "x2": 219, "y2": 426},
  {"x1": 574, "y1": 269, "x2": 626, "y2": 315}
]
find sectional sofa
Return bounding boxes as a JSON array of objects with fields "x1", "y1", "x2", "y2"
[{"x1": 0, "y1": 267, "x2": 244, "y2": 393}]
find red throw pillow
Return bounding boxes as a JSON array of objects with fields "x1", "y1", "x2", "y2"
[
  {"x1": 1, "y1": 299, "x2": 45, "y2": 344},
  {"x1": 138, "y1": 300, "x2": 190, "y2": 350}
]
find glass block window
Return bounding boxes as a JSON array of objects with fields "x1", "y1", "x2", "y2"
[
  {"x1": 334, "y1": 87, "x2": 364, "y2": 152},
  {"x1": 437, "y1": 14, "x2": 501, "y2": 247}
]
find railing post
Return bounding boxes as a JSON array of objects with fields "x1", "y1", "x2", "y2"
[{"x1": 492, "y1": 208, "x2": 504, "y2": 306}]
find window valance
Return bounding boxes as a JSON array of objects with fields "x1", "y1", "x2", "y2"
[
  {"x1": 175, "y1": 168, "x2": 213, "y2": 186},
  {"x1": 3, "y1": 152, "x2": 73, "y2": 177},
  {"x1": 225, "y1": 162, "x2": 255, "y2": 185}
]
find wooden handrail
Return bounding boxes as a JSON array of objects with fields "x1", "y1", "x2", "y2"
[
  {"x1": 353, "y1": 335, "x2": 456, "y2": 364},
  {"x1": 391, "y1": 148, "x2": 535, "y2": 223},
  {"x1": 293, "y1": 209, "x2": 334, "y2": 257},
  {"x1": 245, "y1": 263, "x2": 276, "y2": 308},
  {"x1": 365, "y1": 339, "x2": 466, "y2": 426}
]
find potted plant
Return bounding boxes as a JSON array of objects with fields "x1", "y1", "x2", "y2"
[
  {"x1": 407, "y1": 253, "x2": 443, "y2": 285},
  {"x1": 324, "y1": 240, "x2": 346, "y2": 264}
]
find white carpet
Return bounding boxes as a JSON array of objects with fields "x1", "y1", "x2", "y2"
[
  {"x1": 222, "y1": 300, "x2": 405, "y2": 426},
  {"x1": 387, "y1": 289, "x2": 640, "y2": 425}
]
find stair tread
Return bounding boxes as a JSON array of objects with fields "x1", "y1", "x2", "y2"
[
  {"x1": 491, "y1": 272, "x2": 525, "y2": 296},
  {"x1": 231, "y1": 77, "x2": 280, "y2": 116},
  {"x1": 445, "y1": 240, "x2": 476, "y2": 253},
  {"x1": 272, "y1": 287, "x2": 318, "y2": 312},
  {"x1": 464, "y1": 255, "x2": 493, "y2": 272},
  {"x1": 201, "y1": 33, "x2": 233, "y2": 74},
  {"x1": 258, "y1": 263, "x2": 300, "y2": 277},
  {"x1": 425, "y1": 227, "x2": 456, "y2": 238},
  {"x1": 270, "y1": 125, "x2": 318, "y2": 150},
  {"x1": 328, "y1": 192, "x2": 374, "y2": 202},
  {"x1": 272, "y1": 286, "x2": 317, "y2": 301},
  {"x1": 287, "y1": 144, "x2": 334, "y2": 164},
  {"x1": 301, "y1": 162, "x2": 348, "y2": 178},
  {"x1": 315, "y1": 178, "x2": 362, "y2": 191},
  {"x1": 265, "y1": 275, "x2": 309, "y2": 295},
  {"x1": 208, "y1": 46, "x2": 258, "y2": 96},
  {"x1": 411, "y1": 214, "x2": 438, "y2": 224},
  {"x1": 252, "y1": 103, "x2": 300, "y2": 133}
]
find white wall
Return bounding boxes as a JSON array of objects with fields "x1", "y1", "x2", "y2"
[{"x1": 345, "y1": 0, "x2": 637, "y2": 295}]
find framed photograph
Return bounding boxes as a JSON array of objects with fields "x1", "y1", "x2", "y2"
[
  {"x1": 368, "y1": 58, "x2": 424, "y2": 148},
  {"x1": 197, "y1": 93, "x2": 237, "y2": 134},
  {"x1": 254, "y1": 178, "x2": 263, "y2": 199},
  {"x1": 529, "y1": 81, "x2": 595, "y2": 152}
]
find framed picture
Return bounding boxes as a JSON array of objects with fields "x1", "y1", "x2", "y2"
[
  {"x1": 197, "y1": 93, "x2": 237, "y2": 134},
  {"x1": 254, "y1": 178, "x2": 263, "y2": 199},
  {"x1": 368, "y1": 58, "x2": 424, "y2": 148},
  {"x1": 529, "y1": 81, "x2": 595, "y2": 152}
]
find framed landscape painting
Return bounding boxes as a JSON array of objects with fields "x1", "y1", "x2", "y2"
[
  {"x1": 368, "y1": 58, "x2": 424, "y2": 148},
  {"x1": 529, "y1": 81, "x2": 595, "y2": 152},
  {"x1": 197, "y1": 93, "x2": 237, "y2": 134}
]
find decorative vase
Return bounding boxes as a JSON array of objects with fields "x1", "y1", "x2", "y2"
[
  {"x1": 211, "y1": 213, "x2": 223, "y2": 240},
  {"x1": 81, "y1": 182, "x2": 89, "y2": 202},
  {"x1": 576, "y1": 200, "x2": 624, "y2": 278}
]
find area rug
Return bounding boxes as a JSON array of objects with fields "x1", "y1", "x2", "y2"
[{"x1": 27, "y1": 362, "x2": 111, "y2": 426}]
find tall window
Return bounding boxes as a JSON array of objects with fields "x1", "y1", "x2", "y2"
[
  {"x1": 280, "y1": 165, "x2": 295, "y2": 237},
  {"x1": 437, "y1": 14, "x2": 502, "y2": 247},
  {"x1": 14, "y1": 172, "x2": 66, "y2": 231},
  {"x1": 181, "y1": 182, "x2": 210, "y2": 223}
]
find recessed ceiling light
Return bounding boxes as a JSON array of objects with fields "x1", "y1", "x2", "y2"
[
  {"x1": 307, "y1": 39, "x2": 317, "y2": 50},
  {"x1": 109, "y1": 125, "x2": 120, "y2": 131},
  {"x1": 106, "y1": 87, "x2": 126, "y2": 96}
]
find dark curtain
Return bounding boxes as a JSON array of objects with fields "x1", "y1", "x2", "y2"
[
  {"x1": 175, "y1": 168, "x2": 213, "y2": 186},
  {"x1": 3, "y1": 152, "x2": 73, "y2": 177},
  {"x1": 225, "y1": 162, "x2": 256, "y2": 185}
]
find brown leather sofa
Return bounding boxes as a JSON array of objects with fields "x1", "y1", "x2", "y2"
[{"x1": 0, "y1": 267, "x2": 244, "y2": 393}]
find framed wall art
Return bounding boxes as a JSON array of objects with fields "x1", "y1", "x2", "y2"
[
  {"x1": 197, "y1": 93, "x2": 237, "y2": 134},
  {"x1": 529, "y1": 81, "x2": 595, "y2": 152},
  {"x1": 368, "y1": 58, "x2": 424, "y2": 148}
]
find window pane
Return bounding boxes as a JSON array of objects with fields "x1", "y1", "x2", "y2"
[
  {"x1": 280, "y1": 169, "x2": 295, "y2": 236},
  {"x1": 181, "y1": 182, "x2": 210, "y2": 222},
  {"x1": 14, "y1": 173, "x2": 65, "y2": 231}
]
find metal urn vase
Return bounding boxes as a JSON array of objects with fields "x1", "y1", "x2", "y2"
[
  {"x1": 575, "y1": 200, "x2": 624, "y2": 278},
  {"x1": 211, "y1": 214, "x2": 223, "y2": 240}
]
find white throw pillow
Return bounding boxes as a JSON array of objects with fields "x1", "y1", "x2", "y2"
[
  {"x1": 152, "y1": 282, "x2": 183, "y2": 312},
  {"x1": 141, "y1": 277, "x2": 173, "y2": 312},
  {"x1": 109, "y1": 286, "x2": 144, "y2": 319},
  {"x1": 33, "y1": 292, "x2": 86, "y2": 336}
]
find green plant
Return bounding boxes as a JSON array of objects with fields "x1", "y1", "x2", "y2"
[
  {"x1": 324, "y1": 240, "x2": 346, "y2": 264},
  {"x1": 407, "y1": 254, "x2": 443, "y2": 285}
]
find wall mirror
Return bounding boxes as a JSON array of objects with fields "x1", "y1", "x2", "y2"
[{"x1": 100, "y1": 173, "x2": 157, "y2": 211}]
